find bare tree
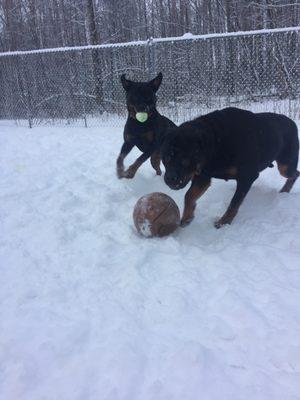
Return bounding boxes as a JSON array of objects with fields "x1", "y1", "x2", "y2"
[{"x1": 85, "y1": 0, "x2": 103, "y2": 104}]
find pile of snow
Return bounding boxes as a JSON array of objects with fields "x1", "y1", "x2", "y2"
[{"x1": 1, "y1": 120, "x2": 300, "y2": 400}]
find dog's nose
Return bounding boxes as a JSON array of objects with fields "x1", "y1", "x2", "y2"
[
  {"x1": 168, "y1": 175, "x2": 178, "y2": 183},
  {"x1": 165, "y1": 174, "x2": 181, "y2": 188}
]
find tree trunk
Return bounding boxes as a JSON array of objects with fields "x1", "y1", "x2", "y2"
[{"x1": 84, "y1": 0, "x2": 103, "y2": 106}]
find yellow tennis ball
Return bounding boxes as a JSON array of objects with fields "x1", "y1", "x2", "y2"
[{"x1": 136, "y1": 112, "x2": 148, "y2": 123}]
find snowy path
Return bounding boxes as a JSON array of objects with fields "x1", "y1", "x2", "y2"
[{"x1": 1, "y1": 122, "x2": 300, "y2": 400}]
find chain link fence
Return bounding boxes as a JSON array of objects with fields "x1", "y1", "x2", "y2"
[{"x1": 0, "y1": 27, "x2": 299, "y2": 127}]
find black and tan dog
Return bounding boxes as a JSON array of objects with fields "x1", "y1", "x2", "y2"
[
  {"x1": 161, "y1": 107, "x2": 299, "y2": 228},
  {"x1": 116, "y1": 73, "x2": 176, "y2": 179}
]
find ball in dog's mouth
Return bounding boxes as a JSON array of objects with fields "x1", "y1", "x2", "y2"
[{"x1": 136, "y1": 112, "x2": 148, "y2": 123}]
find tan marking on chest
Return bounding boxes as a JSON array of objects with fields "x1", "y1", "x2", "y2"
[{"x1": 226, "y1": 167, "x2": 237, "y2": 177}]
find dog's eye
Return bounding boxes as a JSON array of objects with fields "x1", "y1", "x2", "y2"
[{"x1": 182, "y1": 159, "x2": 190, "y2": 167}]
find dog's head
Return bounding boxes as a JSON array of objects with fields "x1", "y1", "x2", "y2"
[
  {"x1": 161, "y1": 123, "x2": 210, "y2": 190},
  {"x1": 120, "y1": 73, "x2": 162, "y2": 116}
]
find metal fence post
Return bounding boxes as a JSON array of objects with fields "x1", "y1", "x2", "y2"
[
  {"x1": 79, "y1": 51, "x2": 88, "y2": 128},
  {"x1": 21, "y1": 55, "x2": 33, "y2": 128},
  {"x1": 27, "y1": 92, "x2": 33, "y2": 129},
  {"x1": 147, "y1": 37, "x2": 154, "y2": 78}
]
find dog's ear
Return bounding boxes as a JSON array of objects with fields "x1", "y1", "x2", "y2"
[
  {"x1": 149, "y1": 72, "x2": 163, "y2": 92},
  {"x1": 120, "y1": 74, "x2": 132, "y2": 91}
]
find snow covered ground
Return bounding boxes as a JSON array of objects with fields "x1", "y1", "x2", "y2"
[{"x1": 1, "y1": 119, "x2": 300, "y2": 400}]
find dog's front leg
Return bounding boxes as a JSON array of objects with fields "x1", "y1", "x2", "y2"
[
  {"x1": 150, "y1": 150, "x2": 162, "y2": 176},
  {"x1": 116, "y1": 142, "x2": 134, "y2": 179},
  {"x1": 123, "y1": 151, "x2": 151, "y2": 179},
  {"x1": 181, "y1": 176, "x2": 211, "y2": 227},
  {"x1": 214, "y1": 174, "x2": 258, "y2": 228}
]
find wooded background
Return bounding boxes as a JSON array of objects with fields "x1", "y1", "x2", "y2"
[
  {"x1": 0, "y1": 0, "x2": 299, "y2": 52},
  {"x1": 0, "y1": 1, "x2": 299, "y2": 126}
]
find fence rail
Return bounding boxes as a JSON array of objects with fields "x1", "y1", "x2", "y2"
[{"x1": 0, "y1": 27, "x2": 299, "y2": 127}]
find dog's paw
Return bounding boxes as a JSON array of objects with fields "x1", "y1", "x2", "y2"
[
  {"x1": 214, "y1": 219, "x2": 223, "y2": 229},
  {"x1": 123, "y1": 167, "x2": 136, "y2": 179},
  {"x1": 117, "y1": 168, "x2": 125, "y2": 179},
  {"x1": 180, "y1": 216, "x2": 194, "y2": 227},
  {"x1": 214, "y1": 218, "x2": 230, "y2": 229}
]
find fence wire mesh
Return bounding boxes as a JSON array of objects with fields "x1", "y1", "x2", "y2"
[{"x1": 0, "y1": 28, "x2": 299, "y2": 127}]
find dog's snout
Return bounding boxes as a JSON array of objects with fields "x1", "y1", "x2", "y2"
[
  {"x1": 135, "y1": 103, "x2": 150, "y2": 113},
  {"x1": 168, "y1": 175, "x2": 178, "y2": 183},
  {"x1": 164, "y1": 173, "x2": 183, "y2": 189}
]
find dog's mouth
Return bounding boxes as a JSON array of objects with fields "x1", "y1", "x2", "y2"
[
  {"x1": 164, "y1": 175, "x2": 191, "y2": 190},
  {"x1": 168, "y1": 183, "x2": 186, "y2": 190},
  {"x1": 164, "y1": 170, "x2": 197, "y2": 190},
  {"x1": 128, "y1": 105, "x2": 154, "y2": 121}
]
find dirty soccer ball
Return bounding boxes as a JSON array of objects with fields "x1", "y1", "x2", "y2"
[{"x1": 133, "y1": 192, "x2": 180, "y2": 238}]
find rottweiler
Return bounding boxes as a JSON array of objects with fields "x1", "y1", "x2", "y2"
[
  {"x1": 116, "y1": 73, "x2": 176, "y2": 179},
  {"x1": 161, "y1": 107, "x2": 299, "y2": 228}
]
